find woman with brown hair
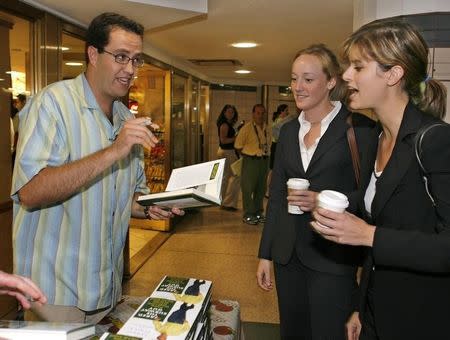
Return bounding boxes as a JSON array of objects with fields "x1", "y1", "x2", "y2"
[
  {"x1": 216, "y1": 104, "x2": 240, "y2": 211},
  {"x1": 312, "y1": 20, "x2": 449, "y2": 339}
]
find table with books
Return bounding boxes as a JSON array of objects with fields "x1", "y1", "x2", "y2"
[{"x1": 95, "y1": 276, "x2": 243, "y2": 340}]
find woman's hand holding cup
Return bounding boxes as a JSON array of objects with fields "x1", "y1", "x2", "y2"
[
  {"x1": 287, "y1": 178, "x2": 316, "y2": 214},
  {"x1": 311, "y1": 191, "x2": 376, "y2": 247}
]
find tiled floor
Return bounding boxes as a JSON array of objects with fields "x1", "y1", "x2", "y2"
[{"x1": 124, "y1": 205, "x2": 280, "y2": 324}]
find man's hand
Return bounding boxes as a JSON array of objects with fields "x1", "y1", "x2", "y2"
[
  {"x1": 111, "y1": 117, "x2": 159, "y2": 160},
  {"x1": 0, "y1": 271, "x2": 47, "y2": 309},
  {"x1": 145, "y1": 206, "x2": 185, "y2": 220}
]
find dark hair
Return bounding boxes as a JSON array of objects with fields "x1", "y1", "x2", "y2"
[
  {"x1": 17, "y1": 93, "x2": 26, "y2": 104},
  {"x1": 342, "y1": 19, "x2": 446, "y2": 118},
  {"x1": 252, "y1": 104, "x2": 265, "y2": 113},
  {"x1": 216, "y1": 104, "x2": 238, "y2": 127},
  {"x1": 85, "y1": 12, "x2": 144, "y2": 62},
  {"x1": 272, "y1": 104, "x2": 288, "y2": 122},
  {"x1": 293, "y1": 44, "x2": 346, "y2": 101}
]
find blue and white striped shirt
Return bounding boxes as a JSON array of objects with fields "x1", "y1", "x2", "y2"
[{"x1": 11, "y1": 74, "x2": 149, "y2": 311}]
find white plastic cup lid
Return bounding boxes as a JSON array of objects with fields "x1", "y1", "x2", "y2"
[
  {"x1": 286, "y1": 178, "x2": 310, "y2": 189},
  {"x1": 317, "y1": 190, "x2": 349, "y2": 208}
]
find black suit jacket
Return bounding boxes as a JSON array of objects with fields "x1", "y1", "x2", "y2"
[
  {"x1": 258, "y1": 105, "x2": 374, "y2": 276},
  {"x1": 357, "y1": 102, "x2": 450, "y2": 339}
]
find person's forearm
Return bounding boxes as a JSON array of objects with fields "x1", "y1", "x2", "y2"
[
  {"x1": 19, "y1": 146, "x2": 118, "y2": 208},
  {"x1": 131, "y1": 193, "x2": 146, "y2": 218}
]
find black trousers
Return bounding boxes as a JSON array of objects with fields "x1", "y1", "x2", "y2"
[
  {"x1": 274, "y1": 253, "x2": 356, "y2": 340},
  {"x1": 359, "y1": 277, "x2": 379, "y2": 340}
]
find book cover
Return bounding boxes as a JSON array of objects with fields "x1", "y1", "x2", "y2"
[
  {"x1": 118, "y1": 276, "x2": 212, "y2": 340},
  {"x1": 152, "y1": 276, "x2": 212, "y2": 309},
  {"x1": 117, "y1": 297, "x2": 177, "y2": 339},
  {"x1": 0, "y1": 320, "x2": 95, "y2": 340},
  {"x1": 100, "y1": 332, "x2": 143, "y2": 340}
]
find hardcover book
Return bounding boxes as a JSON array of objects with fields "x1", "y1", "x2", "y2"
[
  {"x1": 0, "y1": 320, "x2": 95, "y2": 340},
  {"x1": 137, "y1": 159, "x2": 225, "y2": 209},
  {"x1": 118, "y1": 276, "x2": 212, "y2": 340}
]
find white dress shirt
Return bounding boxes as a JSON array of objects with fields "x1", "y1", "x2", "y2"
[{"x1": 298, "y1": 101, "x2": 342, "y2": 171}]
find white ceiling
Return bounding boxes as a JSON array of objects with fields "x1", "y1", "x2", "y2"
[{"x1": 22, "y1": 0, "x2": 354, "y2": 85}]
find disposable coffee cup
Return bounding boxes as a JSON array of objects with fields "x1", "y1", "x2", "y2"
[
  {"x1": 316, "y1": 190, "x2": 349, "y2": 228},
  {"x1": 287, "y1": 178, "x2": 310, "y2": 214}
]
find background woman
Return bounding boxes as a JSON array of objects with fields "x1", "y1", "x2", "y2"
[
  {"x1": 257, "y1": 44, "x2": 374, "y2": 339},
  {"x1": 216, "y1": 104, "x2": 240, "y2": 211},
  {"x1": 311, "y1": 20, "x2": 449, "y2": 340}
]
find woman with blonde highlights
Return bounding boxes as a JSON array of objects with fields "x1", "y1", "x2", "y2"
[
  {"x1": 257, "y1": 44, "x2": 374, "y2": 339},
  {"x1": 311, "y1": 20, "x2": 449, "y2": 339}
]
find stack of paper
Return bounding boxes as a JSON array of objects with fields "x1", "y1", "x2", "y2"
[{"x1": 116, "y1": 276, "x2": 212, "y2": 340}]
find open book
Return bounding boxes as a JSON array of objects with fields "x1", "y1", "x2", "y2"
[
  {"x1": 138, "y1": 159, "x2": 225, "y2": 209},
  {"x1": 0, "y1": 320, "x2": 95, "y2": 340}
]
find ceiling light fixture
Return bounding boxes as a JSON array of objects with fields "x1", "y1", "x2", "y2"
[
  {"x1": 235, "y1": 70, "x2": 251, "y2": 74},
  {"x1": 61, "y1": 47, "x2": 69, "y2": 51},
  {"x1": 232, "y1": 42, "x2": 257, "y2": 48},
  {"x1": 65, "y1": 62, "x2": 83, "y2": 66}
]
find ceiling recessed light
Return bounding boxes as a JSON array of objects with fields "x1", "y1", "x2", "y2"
[
  {"x1": 235, "y1": 70, "x2": 251, "y2": 74},
  {"x1": 232, "y1": 42, "x2": 257, "y2": 48},
  {"x1": 65, "y1": 62, "x2": 83, "y2": 66}
]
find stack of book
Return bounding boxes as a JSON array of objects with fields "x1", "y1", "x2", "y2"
[{"x1": 105, "y1": 276, "x2": 212, "y2": 340}]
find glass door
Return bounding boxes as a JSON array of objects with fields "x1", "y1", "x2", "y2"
[
  {"x1": 188, "y1": 78, "x2": 200, "y2": 165},
  {"x1": 171, "y1": 73, "x2": 188, "y2": 169},
  {"x1": 61, "y1": 32, "x2": 85, "y2": 80},
  {"x1": 0, "y1": 10, "x2": 33, "y2": 187},
  {"x1": 0, "y1": 8, "x2": 33, "y2": 318},
  {"x1": 129, "y1": 63, "x2": 169, "y2": 193},
  {"x1": 199, "y1": 83, "x2": 210, "y2": 162}
]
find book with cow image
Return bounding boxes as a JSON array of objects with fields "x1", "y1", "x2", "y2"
[{"x1": 117, "y1": 276, "x2": 212, "y2": 340}]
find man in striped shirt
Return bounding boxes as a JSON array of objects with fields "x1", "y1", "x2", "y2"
[{"x1": 11, "y1": 12, "x2": 183, "y2": 323}]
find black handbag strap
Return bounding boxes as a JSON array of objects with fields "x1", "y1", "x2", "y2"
[{"x1": 415, "y1": 122, "x2": 446, "y2": 206}]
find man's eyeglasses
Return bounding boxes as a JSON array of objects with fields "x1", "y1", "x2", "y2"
[{"x1": 101, "y1": 49, "x2": 144, "y2": 68}]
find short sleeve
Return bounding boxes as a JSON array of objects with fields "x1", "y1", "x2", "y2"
[
  {"x1": 234, "y1": 123, "x2": 248, "y2": 150},
  {"x1": 11, "y1": 92, "x2": 68, "y2": 201}
]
